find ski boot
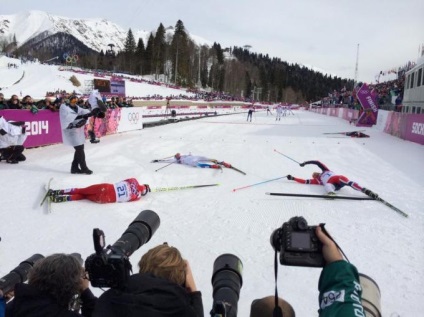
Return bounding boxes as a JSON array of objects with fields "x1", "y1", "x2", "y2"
[
  {"x1": 51, "y1": 195, "x2": 70, "y2": 203},
  {"x1": 325, "y1": 192, "x2": 336, "y2": 200},
  {"x1": 48, "y1": 189, "x2": 64, "y2": 197}
]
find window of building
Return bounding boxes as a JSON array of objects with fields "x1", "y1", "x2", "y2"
[
  {"x1": 422, "y1": 68, "x2": 424, "y2": 85},
  {"x1": 410, "y1": 72, "x2": 415, "y2": 89},
  {"x1": 406, "y1": 74, "x2": 410, "y2": 90},
  {"x1": 412, "y1": 106, "x2": 416, "y2": 113},
  {"x1": 418, "y1": 68, "x2": 423, "y2": 87}
]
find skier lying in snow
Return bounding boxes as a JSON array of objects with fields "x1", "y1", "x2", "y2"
[
  {"x1": 152, "y1": 153, "x2": 232, "y2": 170},
  {"x1": 286, "y1": 160, "x2": 378, "y2": 198},
  {"x1": 48, "y1": 178, "x2": 150, "y2": 203}
]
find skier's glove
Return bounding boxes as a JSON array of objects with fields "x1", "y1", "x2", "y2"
[
  {"x1": 82, "y1": 113, "x2": 93, "y2": 119},
  {"x1": 151, "y1": 160, "x2": 159, "y2": 163},
  {"x1": 287, "y1": 175, "x2": 294, "y2": 180},
  {"x1": 0, "y1": 129, "x2": 7, "y2": 136},
  {"x1": 66, "y1": 123, "x2": 75, "y2": 129},
  {"x1": 299, "y1": 162, "x2": 305, "y2": 167},
  {"x1": 74, "y1": 119, "x2": 87, "y2": 128},
  {"x1": 362, "y1": 188, "x2": 378, "y2": 199}
]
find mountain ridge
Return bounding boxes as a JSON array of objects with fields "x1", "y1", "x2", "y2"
[{"x1": 0, "y1": 10, "x2": 212, "y2": 53}]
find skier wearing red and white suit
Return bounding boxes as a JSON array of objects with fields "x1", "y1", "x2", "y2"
[
  {"x1": 49, "y1": 178, "x2": 150, "y2": 203},
  {"x1": 286, "y1": 160, "x2": 378, "y2": 198}
]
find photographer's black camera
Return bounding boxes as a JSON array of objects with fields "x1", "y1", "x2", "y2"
[
  {"x1": 0, "y1": 254, "x2": 44, "y2": 294},
  {"x1": 210, "y1": 254, "x2": 243, "y2": 317},
  {"x1": 85, "y1": 210, "x2": 160, "y2": 288},
  {"x1": 270, "y1": 216, "x2": 324, "y2": 267}
]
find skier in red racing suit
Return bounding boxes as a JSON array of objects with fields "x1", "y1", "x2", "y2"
[
  {"x1": 286, "y1": 160, "x2": 378, "y2": 198},
  {"x1": 48, "y1": 178, "x2": 150, "y2": 203}
]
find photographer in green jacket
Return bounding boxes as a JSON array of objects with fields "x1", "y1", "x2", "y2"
[{"x1": 316, "y1": 226, "x2": 365, "y2": 317}]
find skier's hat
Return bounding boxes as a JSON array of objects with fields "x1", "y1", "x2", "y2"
[
  {"x1": 174, "y1": 153, "x2": 181, "y2": 159},
  {"x1": 312, "y1": 172, "x2": 321, "y2": 179}
]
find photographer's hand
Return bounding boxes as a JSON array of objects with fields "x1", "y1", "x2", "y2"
[
  {"x1": 184, "y1": 260, "x2": 198, "y2": 293},
  {"x1": 316, "y1": 226, "x2": 343, "y2": 264}
]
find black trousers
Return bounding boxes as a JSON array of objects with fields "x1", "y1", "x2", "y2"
[
  {"x1": 72, "y1": 144, "x2": 88, "y2": 170},
  {"x1": 0, "y1": 145, "x2": 25, "y2": 162}
]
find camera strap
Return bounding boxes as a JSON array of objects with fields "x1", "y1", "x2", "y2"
[
  {"x1": 320, "y1": 224, "x2": 350, "y2": 263},
  {"x1": 273, "y1": 249, "x2": 283, "y2": 317}
]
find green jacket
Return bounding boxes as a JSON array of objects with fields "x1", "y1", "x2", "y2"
[{"x1": 318, "y1": 261, "x2": 365, "y2": 317}]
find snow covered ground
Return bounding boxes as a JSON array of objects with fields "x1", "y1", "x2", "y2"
[{"x1": 1, "y1": 58, "x2": 424, "y2": 316}]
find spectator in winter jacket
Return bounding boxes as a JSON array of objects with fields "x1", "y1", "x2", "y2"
[
  {"x1": 7, "y1": 95, "x2": 22, "y2": 110},
  {"x1": 47, "y1": 178, "x2": 150, "y2": 203},
  {"x1": 286, "y1": 160, "x2": 378, "y2": 198},
  {"x1": 0, "y1": 93, "x2": 8, "y2": 109},
  {"x1": 5, "y1": 253, "x2": 97, "y2": 317},
  {"x1": 0, "y1": 292, "x2": 5, "y2": 317},
  {"x1": 0, "y1": 115, "x2": 27, "y2": 164},
  {"x1": 93, "y1": 243, "x2": 204, "y2": 317},
  {"x1": 59, "y1": 95, "x2": 93, "y2": 174}
]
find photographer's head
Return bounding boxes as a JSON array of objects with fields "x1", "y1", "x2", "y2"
[
  {"x1": 138, "y1": 243, "x2": 186, "y2": 286},
  {"x1": 28, "y1": 253, "x2": 83, "y2": 307},
  {"x1": 250, "y1": 296, "x2": 295, "y2": 317}
]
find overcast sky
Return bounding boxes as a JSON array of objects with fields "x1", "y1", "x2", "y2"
[{"x1": 2, "y1": 0, "x2": 423, "y2": 83}]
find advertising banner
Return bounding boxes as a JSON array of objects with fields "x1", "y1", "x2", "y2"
[
  {"x1": 110, "y1": 79, "x2": 126, "y2": 97},
  {"x1": 117, "y1": 108, "x2": 143, "y2": 133},
  {"x1": 356, "y1": 83, "x2": 379, "y2": 126},
  {"x1": 404, "y1": 114, "x2": 424, "y2": 145},
  {"x1": 0, "y1": 110, "x2": 62, "y2": 148}
]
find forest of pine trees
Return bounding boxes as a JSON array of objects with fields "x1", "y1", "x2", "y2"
[{"x1": 4, "y1": 19, "x2": 353, "y2": 103}]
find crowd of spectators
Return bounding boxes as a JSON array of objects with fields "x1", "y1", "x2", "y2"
[
  {"x1": 0, "y1": 93, "x2": 136, "y2": 114},
  {"x1": 314, "y1": 75, "x2": 405, "y2": 113}
]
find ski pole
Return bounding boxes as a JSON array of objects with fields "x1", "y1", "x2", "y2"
[
  {"x1": 232, "y1": 176, "x2": 287, "y2": 192},
  {"x1": 153, "y1": 184, "x2": 219, "y2": 192},
  {"x1": 158, "y1": 155, "x2": 175, "y2": 160},
  {"x1": 273, "y1": 149, "x2": 301, "y2": 164},
  {"x1": 155, "y1": 162, "x2": 174, "y2": 172}
]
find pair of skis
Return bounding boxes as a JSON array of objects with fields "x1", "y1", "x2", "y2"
[
  {"x1": 265, "y1": 192, "x2": 408, "y2": 218},
  {"x1": 40, "y1": 178, "x2": 53, "y2": 213}
]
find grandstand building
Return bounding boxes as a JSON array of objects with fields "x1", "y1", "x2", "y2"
[{"x1": 403, "y1": 54, "x2": 424, "y2": 114}]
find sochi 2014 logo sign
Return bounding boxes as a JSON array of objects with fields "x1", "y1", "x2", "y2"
[{"x1": 128, "y1": 112, "x2": 140, "y2": 124}]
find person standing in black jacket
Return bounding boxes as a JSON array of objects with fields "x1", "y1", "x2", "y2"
[
  {"x1": 94, "y1": 243, "x2": 204, "y2": 317},
  {"x1": 6, "y1": 253, "x2": 97, "y2": 317}
]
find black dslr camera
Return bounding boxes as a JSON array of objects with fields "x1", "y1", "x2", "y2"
[
  {"x1": 0, "y1": 254, "x2": 45, "y2": 295},
  {"x1": 210, "y1": 254, "x2": 243, "y2": 317},
  {"x1": 270, "y1": 216, "x2": 324, "y2": 267},
  {"x1": 85, "y1": 210, "x2": 160, "y2": 289}
]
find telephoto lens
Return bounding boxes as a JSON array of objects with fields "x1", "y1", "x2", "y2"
[
  {"x1": 211, "y1": 254, "x2": 243, "y2": 317},
  {"x1": 110, "y1": 209, "x2": 160, "y2": 257},
  {"x1": 0, "y1": 254, "x2": 45, "y2": 294}
]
